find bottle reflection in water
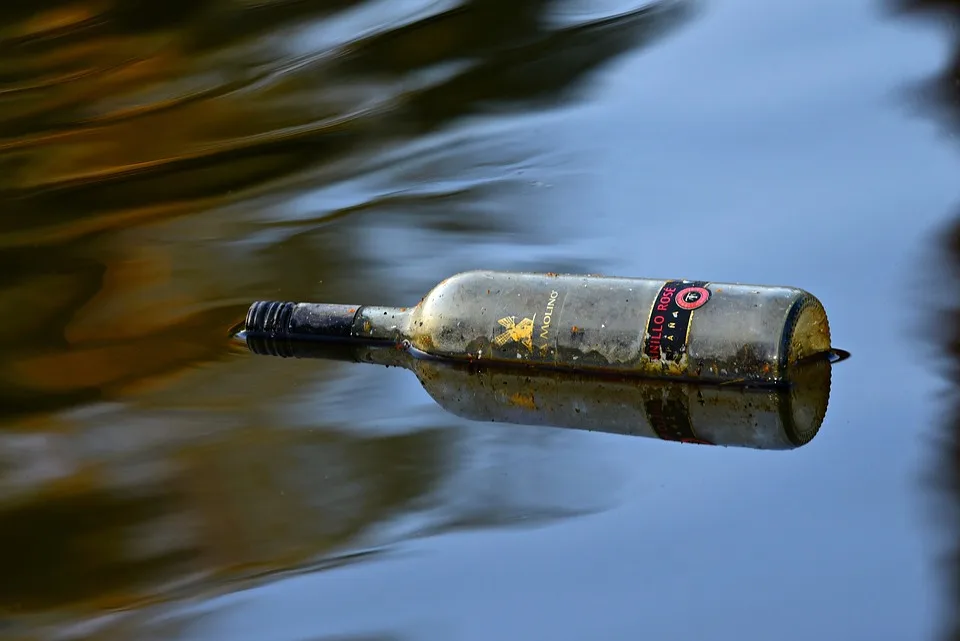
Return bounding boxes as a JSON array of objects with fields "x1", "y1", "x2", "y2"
[{"x1": 239, "y1": 335, "x2": 836, "y2": 451}]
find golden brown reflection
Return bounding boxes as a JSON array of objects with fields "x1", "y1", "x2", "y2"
[
  {"x1": 0, "y1": 0, "x2": 694, "y2": 247},
  {"x1": 0, "y1": 406, "x2": 448, "y2": 615},
  {"x1": 0, "y1": 0, "x2": 694, "y2": 420},
  {"x1": 0, "y1": 0, "x2": 697, "y2": 633}
]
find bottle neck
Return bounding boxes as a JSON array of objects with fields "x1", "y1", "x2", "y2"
[
  {"x1": 352, "y1": 305, "x2": 413, "y2": 343},
  {"x1": 243, "y1": 300, "x2": 412, "y2": 348},
  {"x1": 244, "y1": 333, "x2": 415, "y2": 369}
]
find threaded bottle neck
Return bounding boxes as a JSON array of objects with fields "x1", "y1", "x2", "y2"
[
  {"x1": 245, "y1": 301, "x2": 296, "y2": 339},
  {"x1": 242, "y1": 300, "x2": 412, "y2": 358}
]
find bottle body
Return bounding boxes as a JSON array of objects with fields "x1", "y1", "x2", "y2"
[
  {"x1": 242, "y1": 269, "x2": 832, "y2": 386},
  {"x1": 402, "y1": 270, "x2": 830, "y2": 385}
]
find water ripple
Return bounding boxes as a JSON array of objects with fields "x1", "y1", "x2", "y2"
[{"x1": 0, "y1": 0, "x2": 695, "y2": 634}]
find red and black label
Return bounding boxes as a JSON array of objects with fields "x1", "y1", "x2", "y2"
[
  {"x1": 644, "y1": 397, "x2": 713, "y2": 445},
  {"x1": 643, "y1": 280, "x2": 711, "y2": 362}
]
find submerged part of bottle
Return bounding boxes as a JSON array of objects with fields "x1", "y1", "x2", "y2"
[
  {"x1": 238, "y1": 338, "x2": 833, "y2": 450},
  {"x1": 412, "y1": 355, "x2": 832, "y2": 449},
  {"x1": 243, "y1": 270, "x2": 832, "y2": 386}
]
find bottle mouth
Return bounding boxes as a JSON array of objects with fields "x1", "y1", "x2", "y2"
[
  {"x1": 235, "y1": 301, "x2": 298, "y2": 357},
  {"x1": 245, "y1": 300, "x2": 296, "y2": 336}
]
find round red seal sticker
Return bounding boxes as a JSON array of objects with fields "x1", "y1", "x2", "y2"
[{"x1": 675, "y1": 286, "x2": 710, "y2": 310}]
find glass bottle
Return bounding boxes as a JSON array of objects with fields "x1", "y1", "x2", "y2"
[{"x1": 243, "y1": 269, "x2": 833, "y2": 386}]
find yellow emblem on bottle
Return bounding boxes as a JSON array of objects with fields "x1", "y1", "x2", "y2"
[{"x1": 495, "y1": 315, "x2": 536, "y2": 350}]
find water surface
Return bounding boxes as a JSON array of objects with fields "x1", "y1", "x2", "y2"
[{"x1": 0, "y1": 0, "x2": 958, "y2": 639}]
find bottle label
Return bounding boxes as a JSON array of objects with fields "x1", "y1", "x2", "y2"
[
  {"x1": 643, "y1": 280, "x2": 711, "y2": 362},
  {"x1": 478, "y1": 274, "x2": 713, "y2": 371}
]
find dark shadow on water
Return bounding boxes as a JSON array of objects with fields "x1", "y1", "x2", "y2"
[
  {"x1": 0, "y1": 0, "x2": 701, "y2": 635},
  {"x1": 886, "y1": 0, "x2": 960, "y2": 639}
]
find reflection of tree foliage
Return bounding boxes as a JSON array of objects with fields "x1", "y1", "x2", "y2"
[
  {"x1": 0, "y1": 485, "x2": 198, "y2": 613},
  {"x1": 0, "y1": 0, "x2": 693, "y2": 233},
  {"x1": 0, "y1": 246, "x2": 106, "y2": 418},
  {"x1": 334, "y1": 1, "x2": 694, "y2": 130},
  {"x1": 887, "y1": 0, "x2": 960, "y2": 130},
  {"x1": 0, "y1": 0, "x2": 693, "y2": 418},
  {"x1": 928, "y1": 213, "x2": 960, "y2": 641},
  {"x1": 0, "y1": 0, "x2": 695, "y2": 631},
  {"x1": 888, "y1": 1, "x2": 960, "y2": 640},
  {"x1": 0, "y1": 426, "x2": 446, "y2": 615}
]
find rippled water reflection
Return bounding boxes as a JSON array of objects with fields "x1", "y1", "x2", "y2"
[
  {"x1": 1, "y1": 0, "x2": 958, "y2": 639},
  {"x1": 894, "y1": 1, "x2": 960, "y2": 640},
  {"x1": 0, "y1": 1, "x2": 693, "y2": 636}
]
